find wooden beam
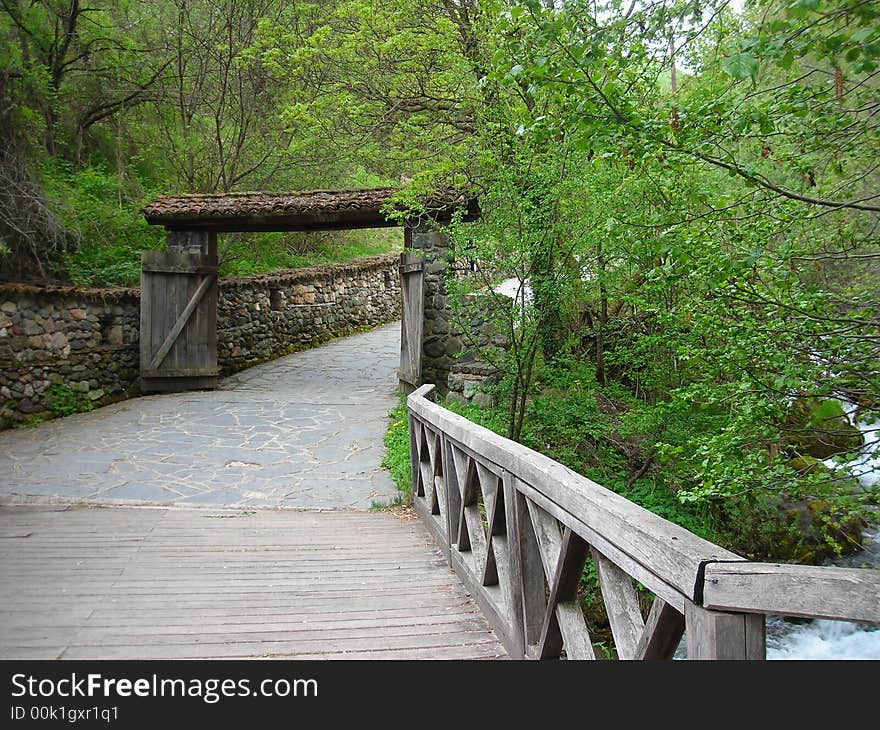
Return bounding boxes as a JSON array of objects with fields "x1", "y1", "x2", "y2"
[
  {"x1": 703, "y1": 562, "x2": 880, "y2": 624},
  {"x1": 592, "y1": 547, "x2": 645, "y2": 660},
  {"x1": 635, "y1": 599, "x2": 685, "y2": 660}
]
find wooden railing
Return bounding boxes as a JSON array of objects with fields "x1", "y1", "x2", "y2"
[{"x1": 407, "y1": 385, "x2": 880, "y2": 660}]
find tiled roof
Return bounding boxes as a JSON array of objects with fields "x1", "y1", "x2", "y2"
[{"x1": 142, "y1": 187, "x2": 478, "y2": 231}]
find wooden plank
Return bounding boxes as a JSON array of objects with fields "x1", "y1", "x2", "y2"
[
  {"x1": 180, "y1": 265, "x2": 195, "y2": 369},
  {"x1": 58, "y1": 631, "x2": 501, "y2": 660},
  {"x1": 525, "y1": 498, "x2": 563, "y2": 581},
  {"x1": 141, "y1": 263, "x2": 217, "y2": 275},
  {"x1": 205, "y1": 246, "x2": 218, "y2": 372},
  {"x1": 408, "y1": 413, "x2": 420, "y2": 501},
  {"x1": 408, "y1": 387, "x2": 743, "y2": 602},
  {"x1": 398, "y1": 250, "x2": 423, "y2": 389},
  {"x1": 454, "y1": 460, "x2": 472, "y2": 552},
  {"x1": 151, "y1": 268, "x2": 164, "y2": 372},
  {"x1": 0, "y1": 505, "x2": 507, "y2": 661},
  {"x1": 139, "y1": 252, "x2": 152, "y2": 371},
  {"x1": 42, "y1": 618, "x2": 492, "y2": 648},
  {"x1": 536, "y1": 527, "x2": 594, "y2": 660},
  {"x1": 140, "y1": 367, "x2": 220, "y2": 378},
  {"x1": 703, "y1": 562, "x2": 880, "y2": 625},
  {"x1": 684, "y1": 602, "x2": 766, "y2": 660},
  {"x1": 282, "y1": 644, "x2": 505, "y2": 661},
  {"x1": 448, "y1": 548, "x2": 520, "y2": 656},
  {"x1": 501, "y1": 472, "x2": 525, "y2": 659},
  {"x1": 634, "y1": 598, "x2": 685, "y2": 660},
  {"x1": 592, "y1": 547, "x2": 646, "y2": 660},
  {"x1": 444, "y1": 441, "x2": 463, "y2": 551}
]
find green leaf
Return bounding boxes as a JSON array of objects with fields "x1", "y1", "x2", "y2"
[{"x1": 722, "y1": 52, "x2": 759, "y2": 80}]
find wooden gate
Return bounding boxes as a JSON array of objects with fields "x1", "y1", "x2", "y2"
[
  {"x1": 140, "y1": 248, "x2": 219, "y2": 393},
  {"x1": 398, "y1": 250, "x2": 424, "y2": 392}
]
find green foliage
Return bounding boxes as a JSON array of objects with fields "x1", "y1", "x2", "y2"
[
  {"x1": 45, "y1": 383, "x2": 94, "y2": 418},
  {"x1": 40, "y1": 160, "x2": 164, "y2": 286},
  {"x1": 3, "y1": 0, "x2": 877, "y2": 567},
  {"x1": 382, "y1": 397, "x2": 413, "y2": 505},
  {"x1": 219, "y1": 228, "x2": 401, "y2": 278}
]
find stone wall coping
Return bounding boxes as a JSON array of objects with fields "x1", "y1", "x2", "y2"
[
  {"x1": 219, "y1": 254, "x2": 400, "y2": 288},
  {"x1": 0, "y1": 282, "x2": 139, "y2": 302},
  {"x1": 0, "y1": 254, "x2": 400, "y2": 302}
]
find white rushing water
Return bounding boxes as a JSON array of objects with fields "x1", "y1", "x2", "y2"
[
  {"x1": 760, "y1": 399, "x2": 879, "y2": 660},
  {"x1": 823, "y1": 401, "x2": 880, "y2": 489},
  {"x1": 765, "y1": 524, "x2": 880, "y2": 660}
]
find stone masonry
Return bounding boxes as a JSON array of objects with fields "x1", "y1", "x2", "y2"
[
  {"x1": 0, "y1": 286, "x2": 140, "y2": 429},
  {"x1": 217, "y1": 256, "x2": 399, "y2": 372},
  {"x1": 409, "y1": 223, "x2": 460, "y2": 392},
  {"x1": 0, "y1": 255, "x2": 400, "y2": 429}
]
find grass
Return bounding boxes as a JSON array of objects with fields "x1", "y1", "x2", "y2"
[{"x1": 381, "y1": 396, "x2": 413, "y2": 506}]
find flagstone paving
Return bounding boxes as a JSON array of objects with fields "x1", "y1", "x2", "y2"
[{"x1": 0, "y1": 322, "x2": 402, "y2": 510}]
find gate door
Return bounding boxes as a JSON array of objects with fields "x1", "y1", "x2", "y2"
[
  {"x1": 398, "y1": 250, "x2": 424, "y2": 392},
  {"x1": 139, "y1": 249, "x2": 219, "y2": 393}
]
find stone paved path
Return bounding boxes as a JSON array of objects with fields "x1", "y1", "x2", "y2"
[{"x1": 0, "y1": 323, "x2": 402, "y2": 509}]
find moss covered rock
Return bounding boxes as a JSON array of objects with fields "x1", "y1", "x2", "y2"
[
  {"x1": 776, "y1": 497, "x2": 866, "y2": 563},
  {"x1": 784, "y1": 398, "x2": 863, "y2": 460}
]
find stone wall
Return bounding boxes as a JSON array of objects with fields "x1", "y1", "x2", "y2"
[
  {"x1": 217, "y1": 256, "x2": 400, "y2": 372},
  {"x1": 445, "y1": 291, "x2": 512, "y2": 407},
  {"x1": 409, "y1": 224, "x2": 459, "y2": 391},
  {"x1": 0, "y1": 255, "x2": 401, "y2": 429},
  {"x1": 0, "y1": 285, "x2": 140, "y2": 429}
]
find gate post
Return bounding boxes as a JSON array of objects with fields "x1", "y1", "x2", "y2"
[
  {"x1": 166, "y1": 230, "x2": 217, "y2": 257},
  {"x1": 405, "y1": 222, "x2": 461, "y2": 392}
]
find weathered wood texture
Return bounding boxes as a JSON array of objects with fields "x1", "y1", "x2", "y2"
[
  {"x1": 684, "y1": 603, "x2": 766, "y2": 660},
  {"x1": 0, "y1": 505, "x2": 506, "y2": 660},
  {"x1": 703, "y1": 562, "x2": 880, "y2": 624},
  {"x1": 140, "y1": 247, "x2": 218, "y2": 393},
  {"x1": 407, "y1": 384, "x2": 879, "y2": 661},
  {"x1": 408, "y1": 385, "x2": 741, "y2": 603},
  {"x1": 398, "y1": 250, "x2": 424, "y2": 392}
]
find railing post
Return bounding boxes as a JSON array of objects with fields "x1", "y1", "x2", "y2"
[{"x1": 684, "y1": 602, "x2": 766, "y2": 660}]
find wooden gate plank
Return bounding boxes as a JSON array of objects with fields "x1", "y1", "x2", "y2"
[
  {"x1": 139, "y1": 253, "x2": 153, "y2": 373},
  {"x1": 149, "y1": 273, "x2": 216, "y2": 370},
  {"x1": 140, "y1": 247, "x2": 219, "y2": 393}
]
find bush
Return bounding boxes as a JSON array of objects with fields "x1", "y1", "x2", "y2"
[{"x1": 45, "y1": 383, "x2": 93, "y2": 417}]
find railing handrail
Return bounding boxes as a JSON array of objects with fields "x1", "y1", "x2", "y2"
[
  {"x1": 409, "y1": 384, "x2": 742, "y2": 604},
  {"x1": 703, "y1": 562, "x2": 880, "y2": 624},
  {"x1": 407, "y1": 384, "x2": 880, "y2": 661}
]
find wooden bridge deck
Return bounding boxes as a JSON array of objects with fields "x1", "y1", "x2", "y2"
[{"x1": 0, "y1": 504, "x2": 506, "y2": 660}]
